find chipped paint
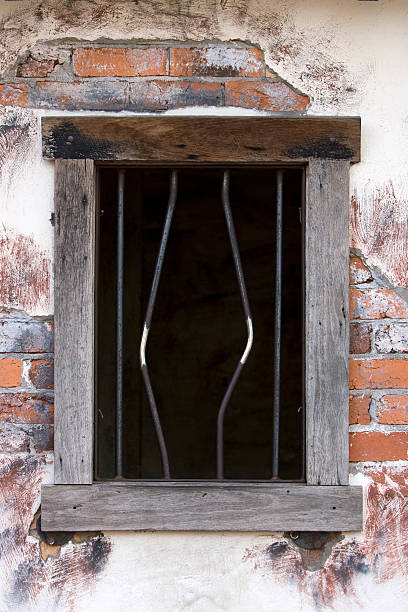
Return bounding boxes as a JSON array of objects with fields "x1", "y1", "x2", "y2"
[
  {"x1": 351, "y1": 183, "x2": 408, "y2": 289},
  {"x1": 0, "y1": 229, "x2": 51, "y2": 314},
  {"x1": 242, "y1": 475, "x2": 408, "y2": 611},
  {"x1": 0, "y1": 454, "x2": 112, "y2": 611}
]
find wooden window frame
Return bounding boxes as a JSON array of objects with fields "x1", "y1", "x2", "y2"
[{"x1": 40, "y1": 116, "x2": 363, "y2": 532}]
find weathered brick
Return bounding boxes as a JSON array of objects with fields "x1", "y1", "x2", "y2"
[
  {"x1": 374, "y1": 323, "x2": 408, "y2": 354},
  {"x1": 224, "y1": 81, "x2": 309, "y2": 111},
  {"x1": 349, "y1": 394, "x2": 371, "y2": 424},
  {"x1": 350, "y1": 323, "x2": 371, "y2": 354},
  {"x1": 0, "y1": 359, "x2": 21, "y2": 388},
  {"x1": 0, "y1": 423, "x2": 53, "y2": 453},
  {"x1": 349, "y1": 256, "x2": 372, "y2": 285},
  {"x1": 29, "y1": 359, "x2": 54, "y2": 389},
  {"x1": 0, "y1": 317, "x2": 53, "y2": 353},
  {"x1": 0, "y1": 424, "x2": 30, "y2": 453},
  {"x1": 35, "y1": 81, "x2": 127, "y2": 111},
  {"x1": 350, "y1": 359, "x2": 408, "y2": 389},
  {"x1": 128, "y1": 80, "x2": 222, "y2": 111},
  {"x1": 28, "y1": 424, "x2": 53, "y2": 452},
  {"x1": 350, "y1": 289, "x2": 408, "y2": 320},
  {"x1": 0, "y1": 83, "x2": 28, "y2": 107},
  {"x1": 73, "y1": 47, "x2": 167, "y2": 77},
  {"x1": 349, "y1": 431, "x2": 408, "y2": 462},
  {"x1": 170, "y1": 46, "x2": 263, "y2": 77},
  {"x1": 377, "y1": 394, "x2": 408, "y2": 424},
  {"x1": 17, "y1": 56, "x2": 58, "y2": 78},
  {"x1": 0, "y1": 393, "x2": 53, "y2": 424}
]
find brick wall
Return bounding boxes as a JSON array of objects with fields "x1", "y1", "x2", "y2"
[
  {"x1": 0, "y1": 312, "x2": 53, "y2": 454},
  {"x1": 0, "y1": 42, "x2": 309, "y2": 112},
  {"x1": 1, "y1": 41, "x2": 407, "y2": 475},
  {"x1": 349, "y1": 254, "x2": 408, "y2": 468}
]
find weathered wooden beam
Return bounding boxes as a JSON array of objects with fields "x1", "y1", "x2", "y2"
[
  {"x1": 54, "y1": 159, "x2": 95, "y2": 484},
  {"x1": 305, "y1": 161, "x2": 350, "y2": 485},
  {"x1": 41, "y1": 483, "x2": 363, "y2": 531},
  {"x1": 42, "y1": 116, "x2": 361, "y2": 163}
]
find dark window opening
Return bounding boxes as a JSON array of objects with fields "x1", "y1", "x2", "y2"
[{"x1": 96, "y1": 167, "x2": 304, "y2": 481}]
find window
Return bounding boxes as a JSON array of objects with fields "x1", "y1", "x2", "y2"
[
  {"x1": 96, "y1": 166, "x2": 304, "y2": 482},
  {"x1": 41, "y1": 116, "x2": 363, "y2": 532}
]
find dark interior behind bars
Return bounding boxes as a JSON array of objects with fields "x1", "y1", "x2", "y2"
[{"x1": 96, "y1": 167, "x2": 304, "y2": 481}]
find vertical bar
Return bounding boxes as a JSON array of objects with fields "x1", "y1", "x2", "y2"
[
  {"x1": 217, "y1": 171, "x2": 253, "y2": 479},
  {"x1": 140, "y1": 171, "x2": 178, "y2": 479},
  {"x1": 116, "y1": 169, "x2": 125, "y2": 478},
  {"x1": 272, "y1": 170, "x2": 283, "y2": 479}
]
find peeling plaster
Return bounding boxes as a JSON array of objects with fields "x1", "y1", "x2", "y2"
[{"x1": 0, "y1": 455, "x2": 112, "y2": 612}]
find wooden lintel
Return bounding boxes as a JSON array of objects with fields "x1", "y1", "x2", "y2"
[{"x1": 42, "y1": 116, "x2": 361, "y2": 163}]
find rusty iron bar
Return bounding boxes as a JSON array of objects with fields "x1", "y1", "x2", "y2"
[
  {"x1": 140, "y1": 171, "x2": 178, "y2": 480},
  {"x1": 272, "y1": 170, "x2": 283, "y2": 479},
  {"x1": 116, "y1": 169, "x2": 125, "y2": 478},
  {"x1": 217, "y1": 170, "x2": 254, "y2": 479}
]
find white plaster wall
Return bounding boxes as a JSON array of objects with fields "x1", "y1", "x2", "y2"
[{"x1": 1, "y1": 1, "x2": 408, "y2": 610}]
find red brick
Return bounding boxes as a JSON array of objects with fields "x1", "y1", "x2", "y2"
[
  {"x1": 129, "y1": 80, "x2": 222, "y2": 111},
  {"x1": 73, "y1": 48, "x2": 167, "y2": 77},
  {"x1": 350, "y1": 359, "x2": 408, "y2": 389},
  {"x1": 17, "y1": 56, "x2": 57, "y2": 78},
  {"x1": 170, "y1": 47, "x2": 263, "y2": 77},
  {"x1": 0, "y1": 393, "x2": 53, "y2": 424},
  {"x1": 29, "y1": 360, "x2": 54, "y2": 389},
  {"x1": 377, "y1": 394, "x2": 408, "y2": 424},
  {"x1": 224, "y1": 81, "x2": 309, "y2": 111},
  {"x1": 29, "y1": 424, "x2": 53, "y2": 452},
  {"x1": 349, "y1": 394, "x2": 371, "y2": 424},
  {"x1": 35, "y1": 81, "x2": 127, "y2": 111},
  {"x1": 350, "y1": 323, "x2": 371, "y2": 354},
  {"x1": 0, "y1": 317, "x2": 53, "y2": 353},
  {"x1": 0, "y1": 359, "x2": 21, "y2": 388},
  {"x1": 349, "y1": 256, "x2": 372, "y2": 285},
  {"x1": 350, "y1": 289, "x2": 408, "y2": 320},
  {"x1": 349, "y1": 431, "x2": 408, "y2": 461},
  {"x1": 0, "y1": 84, "x2": 28, "y2": 107}
]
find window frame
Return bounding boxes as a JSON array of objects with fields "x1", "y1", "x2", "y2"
[{"x1": 41, "y1": 116, "x2": 362, "y2": 532}]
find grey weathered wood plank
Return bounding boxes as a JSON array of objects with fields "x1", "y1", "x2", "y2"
[
  {"x1": 42, "y1": 116, "x2": 361, "y2": 163},
  {"x1": 54, "y1": 159, "x2": 95, "y2": 484},
  {"x1": 41, "y1": 483, "x2": 363, "y2": 532},
  {"x1": 305, "y1": 160, "x2": 350, "y2": 485}
]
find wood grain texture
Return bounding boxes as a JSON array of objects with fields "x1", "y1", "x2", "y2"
[
  {"x1": 42, "y1": 116, "x2": 361, "y2": 163},
  {"x1": 41, "y1": 483, "x2": 363, "y2": 531},
  {"x1": 305, "y1": 160, "x2": 350, "y2": 485},
  {"x1": 54, "y1": 159, "x2": 95, "y2": 484}
]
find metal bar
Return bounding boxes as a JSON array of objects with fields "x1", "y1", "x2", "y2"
[
  {"x1": 217, "y1": 170, "x2": 254, "y2": 479},
  {"x1": 140, "y1": 171, "x2": 178, "y2": 480},
  {"x1": 116, "y1": 169, "x2": 125, "y2": 478},
  {"x1": 272, "y1": 170, "x2": 283, "y2": 479}
]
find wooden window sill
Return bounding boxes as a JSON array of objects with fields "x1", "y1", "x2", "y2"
[{"x1": 41, "y1": 482, "x2": 363, "y2": 532}]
